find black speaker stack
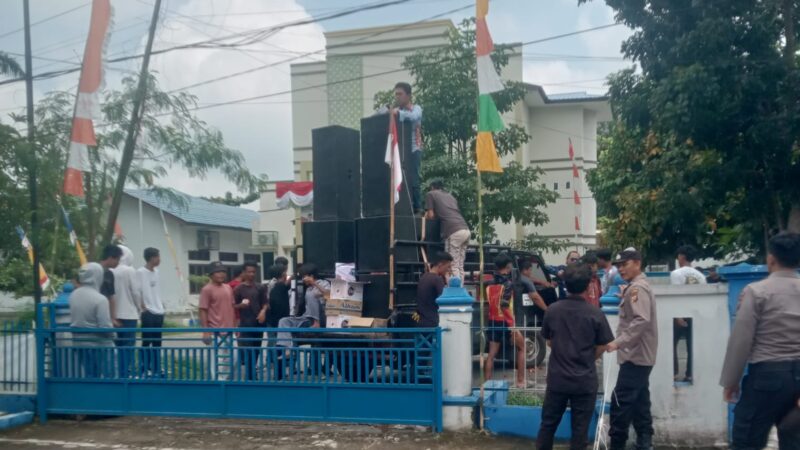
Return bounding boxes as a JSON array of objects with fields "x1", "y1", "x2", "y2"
[{"x1": 301, "y1": 116, "x2": 441, "y2": 318}]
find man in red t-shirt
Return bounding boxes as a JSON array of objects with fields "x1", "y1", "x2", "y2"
[
  {"x1": 485, "y1": 253, "x2": 526, "y2": 388},
  {"x1": 199, "y1": 262, "x2": 236, "y2": 379},
  {"x1": 581, "y1": 252, "x2": 602, "y2": 308}
]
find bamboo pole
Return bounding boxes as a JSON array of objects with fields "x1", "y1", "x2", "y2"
[
  {"x1": 477, "y1": 166, "x2": 486, "y2": 430},
  {"x1": 388, "y1": 111, "x2": 396, "y2": 311}
]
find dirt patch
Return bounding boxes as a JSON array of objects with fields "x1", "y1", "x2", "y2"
[{"x1": 0, "y1": 416, "x2": 531, "y2": 449}]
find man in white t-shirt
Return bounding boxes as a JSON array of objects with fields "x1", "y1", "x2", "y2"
[
  {"x1": 137, "y1": 247, "x2": 165, "y2": 377},
  {"x1": 670, "y1": 245, "x2": 706, "y2": 381},
  {"x1": 596, "y1": 248, "x2": 618, "y2": 295},
  {"x1": 112, "y1": 245, "x2": 142, "y2": 377}
]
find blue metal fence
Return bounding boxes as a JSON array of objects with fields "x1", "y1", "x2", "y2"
[
  {"x1": 35, "y1": 304, "x2": 442, "y2": 430},
  {"x1": 1, "y1": 320, "x2": 35, "y2": 394}
]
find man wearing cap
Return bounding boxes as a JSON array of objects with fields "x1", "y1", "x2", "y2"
[
  {"x1": 199, "y1": 262, "x2": 236, "y2": 380},
  {"x1": 606, "y1": 249, "x2": 658, "y2": 450},
  {"x1": 720, "y1": 232, "x2": 800, "y2": 449}
]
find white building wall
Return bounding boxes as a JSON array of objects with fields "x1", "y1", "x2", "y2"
[
  {"x1": 118, "y1": 196, "x2": 257, "y2": 313},
  {"x1": 257, "y1": 182, "x2": 298, "y2": 269},
  {"x1": 602, "y1": 283, "x2": 731, "y2": 446},
  {"x1": 118, "y1": 195, "x2": 189, "y2": 312}
]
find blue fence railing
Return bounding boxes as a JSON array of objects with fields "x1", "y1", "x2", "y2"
[
  {"x1": 1, "y1": 320, "x2": 35, "y2": 394},
  {"x1": 35, "y1": 304, "x2": 443, "y2": 430}
]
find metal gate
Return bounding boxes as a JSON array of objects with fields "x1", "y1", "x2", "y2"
[{"x1": 35, "y1": 304, "x2": 442, "y2": 430}]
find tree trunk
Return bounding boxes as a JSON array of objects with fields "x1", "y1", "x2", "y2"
[
  {"x1": 788, "y1": 204, "x2": 800, "y2": 233},
  {"x1": 101, "y1": 0, "x2": 161, "y2": 246}
]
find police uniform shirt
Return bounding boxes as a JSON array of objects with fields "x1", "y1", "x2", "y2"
[
  {"x1": 614, "y1": 273, "x2": 658, "y2": 366},
  {"x1": 719, "y1": 270, "x2": 800, "y2": 388}
]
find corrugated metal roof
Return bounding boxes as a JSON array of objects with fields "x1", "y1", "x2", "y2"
[
  {"x1": 125, "y1": 189, "x2": 257, "y2": 231},
  {"x1": 546, "y1": 91, "x2": 606, "y2": 102}
]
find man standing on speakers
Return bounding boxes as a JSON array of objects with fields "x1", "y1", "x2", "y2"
[
  {"x1": 392, "y1": 82, "x2": 423, "y2": 213},
  {"x1": 425, "y1": 180, "x2": 471, "y2": 281}
]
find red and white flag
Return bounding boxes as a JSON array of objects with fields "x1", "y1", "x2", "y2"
[
  {"x1": 63, "y1": 0, "x2": 112, "y2": 197},
  {"x1": 385, "y1": 111, "x2": 403, "y2": 204},
  {"x1": 276, "y1": 181, "x2": 314, "y2": 209},
  {"x1": 569, "y1": 138, "x2": 581, "y2": 232}
]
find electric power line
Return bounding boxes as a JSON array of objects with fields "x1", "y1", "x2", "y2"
[{"x1": 0, "y1": 2, "x2": 91, "y2": 40}]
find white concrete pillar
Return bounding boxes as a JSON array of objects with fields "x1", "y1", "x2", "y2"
[{"x1": 436, "y1": 278, "x2": 475, "y2": 431}]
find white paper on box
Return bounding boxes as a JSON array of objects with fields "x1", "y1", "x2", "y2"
[
  {"x1": 335, "y1": 263, "x2": 356, "y2": 281},
  {"x1": 330, "y1": 279, "x2": 364, "y2": 302}
]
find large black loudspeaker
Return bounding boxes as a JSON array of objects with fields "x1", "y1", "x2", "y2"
[
  {"x1": 302, "y1": 220, "x2": 355, "y2": 274},
  {"x1": 360, "y1": 114, "x2": 416, "y2": 218},
  {"x1": 355, "y1": 216, "x2": 420, "y2": 273},
  {"x1": 312, "y1": 126, "x2": 361, "y2": 220},
  {"x1": 359, "y1": 273, "x2": 391, "y2": 319}
]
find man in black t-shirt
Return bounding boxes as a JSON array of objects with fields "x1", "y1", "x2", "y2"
[
  {"x1": 233, "y1": 262, "x2": 268, "y2": 380},
  {"x1": 537, "y1": 262, "x2": 615, "y2": 450},
  {"x1": 98, "y1": 244, "x2": 122, "y2": 326},
  {"x1": 518, "y1": 260, "x2": 549, "y2": 327},
  {"x1": 415, "y1": 252, "x2": 453, "y2": 327}
]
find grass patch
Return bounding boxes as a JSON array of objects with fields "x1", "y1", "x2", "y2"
[{"x1": 507, "y1": 390, "x2": 545, "y2": 407}]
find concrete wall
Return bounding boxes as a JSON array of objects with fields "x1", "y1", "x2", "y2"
[{"x1": 602, "y1": 283, "x2": 731, "y2": 446}]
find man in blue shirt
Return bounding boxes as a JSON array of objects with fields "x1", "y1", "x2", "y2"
[{"x1": 392, "y1": 82, "x2": 423, "y2": 213}]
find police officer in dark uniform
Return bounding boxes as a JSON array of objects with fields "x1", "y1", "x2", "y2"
[
  {"x1": 720, "y1": 232, "x2": 800, "y2": 449},
  {"x1": 605, "y1": 249, "x2": 658, "y2": 450}
]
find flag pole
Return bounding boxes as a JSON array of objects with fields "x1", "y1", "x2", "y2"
[
  {"x1": 477, "y1": 163, "x2": 487, "y2": 430},
  {"x1": 388, "y1": 111, "x2": 397, "y2": 312}
]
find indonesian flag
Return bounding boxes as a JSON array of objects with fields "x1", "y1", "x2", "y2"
[
  {"x1": 385, "y1": 111, "x2": 403, "y2": 204},
  {"x1": 475, "y1": 0, "x2": 504, "y2": 173},
  {"x1": 15, "y1": 226, "x2": 50, "y2": 291},
  {"x1": 63, "y1": 0, "x2": 112, "y2": 197},
  {"x1": 276, "y1": 181, "x2": 313, "y2": 209}
]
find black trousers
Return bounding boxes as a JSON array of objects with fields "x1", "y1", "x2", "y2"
[
  {"x1": 536, "y1": 389, "x2": 597, "y2": 450},
  {"x1": 609, "y1": 363, "x2": 654, "y2": 449},
  {"x1": 732, "y1": 361, "x2": 800, "y2": 450},
  {"x1": 237, "y1": 330, "x2": 263, "y2": 381},
  {"x1": 140, "y1": 311, "x2": 164, "y2": 375}
]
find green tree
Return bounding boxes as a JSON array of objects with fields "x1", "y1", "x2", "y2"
[
  {"x1": 376, "y1": 19, "x2": 557, "y2": 242},
  {"x1": 0, "y1": 51, "x2": 23, "y2": 78},
  {"x1": 0, "y1": 73, "x2": 264, "y2": 295},
  {"x1": 582, "y1": 0, "x2": 800, "y2": 259}
]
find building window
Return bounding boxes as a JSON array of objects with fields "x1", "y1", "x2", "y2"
[
  {"x1": 566, "y1": 181, "x2": 571, "y2": 190},
  {"x1": 219, "y1": 252, "x2": 238, "y2": 262},
  {"x1": 244, "y1": 253, "x2": 260, "y2": 263},
  {"x1": 188, "y1": 249, "x2": 210, "y2": 261},
  {"x1": 197, "y1": 230, "x2": 220, "y2": 250},
  {"x1": 553, "y1": 182, "x2": 559, "y2": 191}
]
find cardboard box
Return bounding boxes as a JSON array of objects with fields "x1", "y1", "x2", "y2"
[
  {"x1": 329, "y1": 279, "x2": 364, "y2": 302},
  {"x1": 348, "y1": 317, "x2": 389, "y2": 328},
  {"x1": 326, "y1": 315, "x2": 357, "y2": 329}
]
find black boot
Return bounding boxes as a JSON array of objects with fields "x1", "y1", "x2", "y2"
[{"x1": 635, "y1": 433, "x2": 653, "y2": 450}]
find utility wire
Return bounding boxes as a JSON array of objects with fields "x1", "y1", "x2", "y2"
[
  {"x1": 0, "y1": 2, "x2": 91, "y2": 40},
  {"x1": 0, "y1": 0, "x2": 418, "y2": 87}
]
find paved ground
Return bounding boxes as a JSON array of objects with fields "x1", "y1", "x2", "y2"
[{"x1": 0, "y1": 416, "x2": 531, "y2": 450}]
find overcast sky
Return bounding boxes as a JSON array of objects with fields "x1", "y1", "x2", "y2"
[{"x1": 0, "y1": 0, "x2": 632, "y2": 203}]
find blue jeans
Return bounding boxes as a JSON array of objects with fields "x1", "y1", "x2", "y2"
[{"x1": 115, "y1": 319, "x2": 138, "y2": 378}]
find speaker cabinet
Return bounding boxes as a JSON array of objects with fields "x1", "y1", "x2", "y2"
[
  {"x1": 311, "y1": 126, "x2": 361, "y2": 220},
  {"x1": 301, "y1": 220, "x2": 355, "y2": 274},
  {"x1": 355, "y1": 216, "x2": 423, "y2": 273},
  {"x1": 360, "y1": 114, "x2": 416, "y2": 218}
]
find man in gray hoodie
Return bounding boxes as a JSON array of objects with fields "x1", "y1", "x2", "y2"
[{"x1": 70, "y1": 263, "x2": 114, "y2": 377}]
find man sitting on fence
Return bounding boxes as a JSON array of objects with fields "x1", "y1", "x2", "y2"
[
  {"x1": 276, "y1": 264, "x2": 329, "y2": 347},
  {"x1": 69, "y1": 262, "x2": 115, "y2": 378},
  {"x1": 536, "y1": 262, "x2": 614, "y2": 450}
]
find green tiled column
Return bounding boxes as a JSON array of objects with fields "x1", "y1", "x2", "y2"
[{"x1": 327, "y1": 55, "x2": 363, "y2": 129}]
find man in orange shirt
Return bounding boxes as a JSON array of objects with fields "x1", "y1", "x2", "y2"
[{"x1": 199, "y1": 262, "x2": 236, "y2": 380}]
